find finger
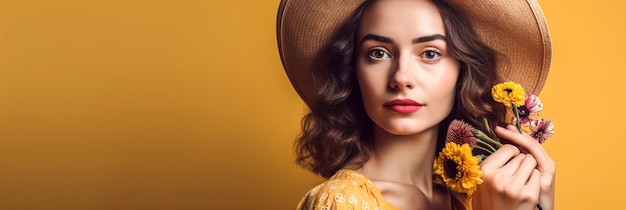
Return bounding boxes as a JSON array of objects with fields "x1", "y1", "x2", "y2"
[
  {"x1": 499, "y1": 153, "x2": 526, "y2": 176},
  {"x1": 497, "y1": 125, "x2": 539, "y2": 151},
  {"x1": 495, "y1": 126, "x2": 554, "y2": 173},
  {"x1": 521, "y1": 169, "x2": 541, "y2": 203},
  {"x1": 511, "y1": 154, "x2": 538, "y2": 184},
  {"x1": 491, "y1": 154, "x2": 528, "y2": 198},
  {"x1": 480, "y1": 144, "x2": 520, "y2": 168}
]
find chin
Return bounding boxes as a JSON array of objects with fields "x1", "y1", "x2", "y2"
[{"x1": 381, "y1": 124, "x2": 438, "y2": 136}]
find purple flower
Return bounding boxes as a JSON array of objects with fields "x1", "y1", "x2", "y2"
[{"x1": 530, "y1": 119, "x2": 554, "y2": 143}]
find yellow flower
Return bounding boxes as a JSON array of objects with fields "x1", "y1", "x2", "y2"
[
  {"x1": 434, "y1": 142, "x2": 483, "y2": 195},
  {"x1": 521, "y1": 123, "x2": 532, "y2": 133},
  {"x1": 491, "y1": 82, "x2": 526, "y2": 107}
]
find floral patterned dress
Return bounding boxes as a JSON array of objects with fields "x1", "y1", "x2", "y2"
[
  {"x1": 297, "y1": 170, "x2": 398, "y2": 210},
  {"x1": 297, "y1": 170, "x2": 471, "y2": 210}
]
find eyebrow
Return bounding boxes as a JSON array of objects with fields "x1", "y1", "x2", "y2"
[
  {"x1": 413, "y1": 34, "x2": 446, "y2": 44},
  {"x1": 358, "y1": 33, "x2": 447, "y2": 45}
]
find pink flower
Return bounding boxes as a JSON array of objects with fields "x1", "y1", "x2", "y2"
[
  {"x1": 446, "y1": 120, "x2": 477, "y2": 147},
  {"x1": 530, "y1": 119, "x2": 554, "y2": 143},
  {"x1": 517, "y1": 94, "x2": 543, "y2": 124},
  {"x1": 525, "y1": 94, "x2": 543, "y2": 113}
]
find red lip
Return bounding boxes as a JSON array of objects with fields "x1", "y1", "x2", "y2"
[{"x1": 384, "y1": 99, "x2": 423, "y2": 113}]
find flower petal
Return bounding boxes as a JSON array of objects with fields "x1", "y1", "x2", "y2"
[
  {"x1": 492, "y1": 82, "x2": 526, "y2": 107},
  {"x1": 433, "y1": 142, "x2": 483, "y2": 195},
  {"x1": 525, "y1": 94, "x2": 543, "y2": 113},
  {"x1": 530, "y1": 119, "x2": 555, "y2": 143}
]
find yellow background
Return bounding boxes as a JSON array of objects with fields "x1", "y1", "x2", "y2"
[{"x1": 0, "y1": 0, "x2": 622, "y2": 209}]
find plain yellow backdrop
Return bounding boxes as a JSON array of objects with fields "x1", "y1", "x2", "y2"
[{"x1": 0, "y1": 0, "x2": 623, "y2": 209}]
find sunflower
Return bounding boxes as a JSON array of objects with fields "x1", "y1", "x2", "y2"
[
  {"x1": 434, "y1": 142, "x2": 483, "y2": 195},
  {"x1": 491, "y1": 82, "x2": 526, "y2": 107}
]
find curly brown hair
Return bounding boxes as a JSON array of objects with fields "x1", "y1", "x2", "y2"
[{"x1": 295, "y1": 0, "x2": 507, "y2": 178}]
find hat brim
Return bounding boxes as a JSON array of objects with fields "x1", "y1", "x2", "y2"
[{"x1": 277, "y1": 0, "x2": 551, "y2": 106}]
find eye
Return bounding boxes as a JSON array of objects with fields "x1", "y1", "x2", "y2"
[
  {"x1": 367, "y1": 48, "x2": 391, "y2": 60},
  {"x1": 419, "y1": 49, "x2": 442, "y2": 62}
]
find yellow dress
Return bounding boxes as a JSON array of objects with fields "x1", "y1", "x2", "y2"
[
  {"x1": 297, "y1": 169, "x2": 399, "y2": 210},
  {"x1": 297, "y1": 169, "x2": 472, "y2": 210}
]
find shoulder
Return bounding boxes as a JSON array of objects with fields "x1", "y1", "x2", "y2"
[{"x1": 297, "y1": 170, "x2": 398, "y2": 210}]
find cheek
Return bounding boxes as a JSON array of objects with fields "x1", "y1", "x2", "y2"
[
  {"x1": 356, "y1": 67, "x2": 385, "y2": 100},
  {"x1": 431, "y1": 64, "x2": 460, "y2": 104},
  {"x1": 443, "y1": 72, "x2": 459, "y2": 94}
]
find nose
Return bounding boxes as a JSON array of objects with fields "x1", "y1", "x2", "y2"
[{"x1": 389, "y1": 54, "x2": 416, "y2": 90}]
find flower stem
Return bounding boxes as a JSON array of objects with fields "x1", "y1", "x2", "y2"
[
  {"x1": 475, "y1": 139, "x2": 497, "y2": 153},
  {"x1": 473, "y1": 130, "x2": 503, "y2": 148},
  {"x1": 482, "y1": 117, "x2": 498, "y2": 141}
]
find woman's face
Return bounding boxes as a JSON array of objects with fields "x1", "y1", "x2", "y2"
[{"x1": 356, "y1": 0, "x2": 459, "y2": 136}]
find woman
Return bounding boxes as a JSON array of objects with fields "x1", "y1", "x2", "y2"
[{"x1": 277, "y1": 0, "x2": 555, "y2": 209}]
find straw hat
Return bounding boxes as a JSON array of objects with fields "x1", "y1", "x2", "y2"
[{"x1": 277, "y1": 0, "x2": 551, "y2": 107}]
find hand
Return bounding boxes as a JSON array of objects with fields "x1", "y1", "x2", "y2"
[
  {"x1": 495, "y1": 125, "x2": 556, "y2": 210},
  {"x1": 475, "y1": 144, "x2": 541, "y2": 210},
  {"x1": 473, "y1": 125, "x2": 555, "y2": 210}
]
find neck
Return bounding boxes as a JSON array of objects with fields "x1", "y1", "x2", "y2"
[{"x1": 359, "y1": 124, "x2": 440, "y2": 197}]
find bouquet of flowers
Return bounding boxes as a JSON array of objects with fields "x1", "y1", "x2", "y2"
[{"x1": 433, "y1": 81, "x2": 555, "y2": 207}]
